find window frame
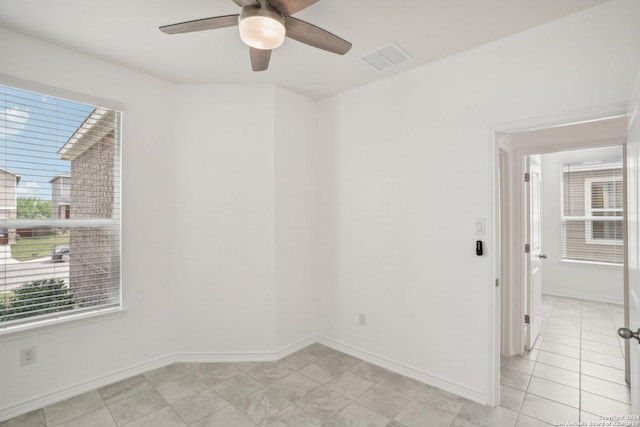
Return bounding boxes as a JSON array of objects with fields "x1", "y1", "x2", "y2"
[
  {"x1": 583, "y1": 176, "x2": 623, "y2": 246},
  {"x1": 0, "y1": 75, "x2": 123, "y2": 335},
  {"x1": 560, "y1": 161, "x2": 623, "y2": 265}
]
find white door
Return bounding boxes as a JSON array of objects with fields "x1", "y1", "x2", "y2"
[
  {"x1": 525, "y1": 155, "x2": 544, "y2": 350},
  {"x1": 621, "y1": 72, "x2": 640, "y2": 412}
]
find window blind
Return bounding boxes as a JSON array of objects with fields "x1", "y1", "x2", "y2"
[
  {"x1": 0, "y1": 83, "x2": 121, "y2": 329},
  {"x1": 561, "y1": 160, "x2": 623, "y2": 264}
]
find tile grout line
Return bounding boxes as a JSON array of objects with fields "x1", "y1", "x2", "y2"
[
  {"x1": 100, "y1": 392, "x2": 119, "y2": 427},
  {"x1": 14, "y1": 303, "x2": 629, "y2": 427},
  {"x1": 513, "y1": 297, "x2": 629, "y2": 426},
  {"x1": 519, "y1": 295, "x2": 541, "y2": 425},
  {"x1": 518, "y1": 295, "x2": 551, "y2": 426},
  {"x1": 535, "y1": 296, "x2": 582, "y2": 424}
]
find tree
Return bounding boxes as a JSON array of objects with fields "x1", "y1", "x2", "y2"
[
  {"x1": 17, "y1": 197, "x2": 51, "y2": 219},
  {"x1": 0, "y1": 279, "x2": 75, "y2": 322}
]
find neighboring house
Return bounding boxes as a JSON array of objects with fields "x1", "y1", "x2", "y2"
[
  {"x1": 0, "y1": 167, "x2": 20, "y2": 245},
  {"x1": 49, "y1": 174, "x2": 71, "y2": 219},
  {"x1": 58, "y1": 108, "x2": 117, "y2": 304}
]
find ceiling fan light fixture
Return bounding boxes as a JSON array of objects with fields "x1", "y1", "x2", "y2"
[{"x1": 238, "y1": 6, "x2": 286, "y2": 50}]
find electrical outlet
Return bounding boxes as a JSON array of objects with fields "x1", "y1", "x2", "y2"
[
  {"x1": 358, "y1": 313, "x2": 367, "y2": 326},
  {"x1": 20, "y1": 347, "x2": 36, "y2": 366}
]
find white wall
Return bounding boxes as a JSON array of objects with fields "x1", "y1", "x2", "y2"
[
  {"x1": 0, "y1": 30, "x2": 321, "y2": 416},
  {"x1": 273, "y1": 87, "x2": 320, "y2": 349},
  {"x1": 172, "y1": 84, "x2": 277, "y2": 353},
  {"x1": 316, "y1": 0, "x2": 640, "y2": 402},
  {"x1": 0, "y1": 29, "x2": 178, "y2": 410},
  {"x1": 1, "y1": 0, "x2": 640, "y2": 415},
  {"x1": 541, "y1": 147, "x2": 624, "y2": 304},
  {"x1": 170, "y1": 85, "x2": 320, "y2": 354}
]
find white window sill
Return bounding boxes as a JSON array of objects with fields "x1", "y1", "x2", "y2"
[
  {"x1": 0, "y1": 306, "x2": 127, "y2": 342},
  {"x1": 560, "y1": 259, "x2": 623, "y2": 269}
]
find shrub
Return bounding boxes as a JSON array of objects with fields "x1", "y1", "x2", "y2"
[{"x1": 0, "y1": 279, "x2": 75, "y2": 322}]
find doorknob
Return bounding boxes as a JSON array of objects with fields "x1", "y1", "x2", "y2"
[
  {"x1": 539, "y1": 254, "x2": 547, "y2": 259},
  {"x1": 618, "y1": 327, "x2": 640, "y2": 343}
]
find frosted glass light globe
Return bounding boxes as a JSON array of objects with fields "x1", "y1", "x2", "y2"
[{"x1": 238, "y1": 7, "x2": 285, "y2": 50}]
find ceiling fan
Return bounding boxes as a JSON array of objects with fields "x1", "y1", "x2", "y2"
[{"x1": 159, "y1": 0, "x2": 352, "y2": 72}]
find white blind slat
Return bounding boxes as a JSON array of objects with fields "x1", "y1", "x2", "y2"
[
  {"x1": 0, "y1": 83, "x2": 121, "y2": 327},
  {"x1": 561, "y1": 160, "x2": 623, "y2": 264}
]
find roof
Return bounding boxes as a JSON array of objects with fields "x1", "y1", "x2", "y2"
[
  {"x1": 48, "y1": 173, "x2": 71, "y2": 183},
  {"x1": 0, "y1": 167, "x2": 21, "y2": 184},
  {"x1": 58, "y1": 108, "x2": 116, "y2": 161}
]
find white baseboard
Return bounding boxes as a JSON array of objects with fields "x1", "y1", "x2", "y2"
[
  {"x1": 0, "y1": 335, "x2": 317, "y2": 422},
  {"x1": 174, "y1": 335, "x2": 318, "y2": 363},
  {"x1": 1, "y1": 333, "x2": 487, "y2": 422},
  {"x1": 317, "y1": 336, "x2": 487, "y2": 405},
  {"x1": 542, "y1": 290, "x2": 623, "y2": 305},
  {"x1": 0, "y1": 354, "x2": 177, "y2": 422}
]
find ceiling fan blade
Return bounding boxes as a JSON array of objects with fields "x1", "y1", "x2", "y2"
[
  {"x1": 285, "y1": 17, "x2": 351, "y2": 55},
  {"x1": 232, "y1": 0, "x2": 259, "y2": 6},
  {"x1": 250, "y1": 47, "x2": 272, "y2": 72},
  {"x1": 159, "y1": 15, "x2": 239, "y2": 34},
  {"x1": 268, "y1": 0, "x2": 318, "y2": 16}
]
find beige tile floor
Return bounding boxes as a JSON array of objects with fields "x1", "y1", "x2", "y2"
[
  {"x1": 501, "y1": 295, "x2": 635, "y2": 426},
  {"x1": 1, "y1": 341, "x2": 510, "y2": 427},
  {"x1": 1, "y1": 296, "x2": 634, "y2": 427}
]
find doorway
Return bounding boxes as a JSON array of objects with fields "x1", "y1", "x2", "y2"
[{"x1": 496, "y1": 116, "x2": 631, "y2": 422}]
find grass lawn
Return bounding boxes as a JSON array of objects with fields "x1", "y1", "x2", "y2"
[{"x1": 11, "y1": 231, "x2": 70, "y2": 262}]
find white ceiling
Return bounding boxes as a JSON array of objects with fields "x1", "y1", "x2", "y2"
[{"x1": 0, "y1": 0, "x2": 609, "y2": 99}]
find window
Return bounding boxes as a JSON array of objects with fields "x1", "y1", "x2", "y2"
[
  {"x1": 0, "y1": 83, "x2": 121, "y2": 330},
  {"x1": 561, "y1": 161, "x2": 623, "y2": 264},
  {"x1": 584, "y1": 177, "x2": 623, "y2": 245}
]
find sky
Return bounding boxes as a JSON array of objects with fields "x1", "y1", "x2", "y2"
[{"x1": 0, "y1": 84, "x2": 94, "y2": 201}]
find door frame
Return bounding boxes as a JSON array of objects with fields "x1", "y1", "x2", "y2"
[{"x1": 489, "y1": 103, "x2": 629, "y2": 406}]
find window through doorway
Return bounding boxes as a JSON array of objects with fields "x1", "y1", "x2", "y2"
[
  {"x1": 497, "y1": 115, "x2": 629, "y2": 421},
  {"x1": 561, "y1": 157, "x2": 623, "y2": 265}
]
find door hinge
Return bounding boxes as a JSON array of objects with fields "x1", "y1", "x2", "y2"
[
  {"x1": 524, "y1": 243, "x2": 530, "y2": 253},
  {"x1": 495, "y1": 278, "x2": 499, "y2": 288},
  {"x1": 524, "y1": 172, "x2": 530, "y2": 182},
  {"x1": 524, "y1": 314, "x2": 530, "y2": 324}
]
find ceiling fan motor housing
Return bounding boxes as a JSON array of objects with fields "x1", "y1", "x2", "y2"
[{"x1": 238, "y1": 5, "x2": 286, "y2": 50}]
